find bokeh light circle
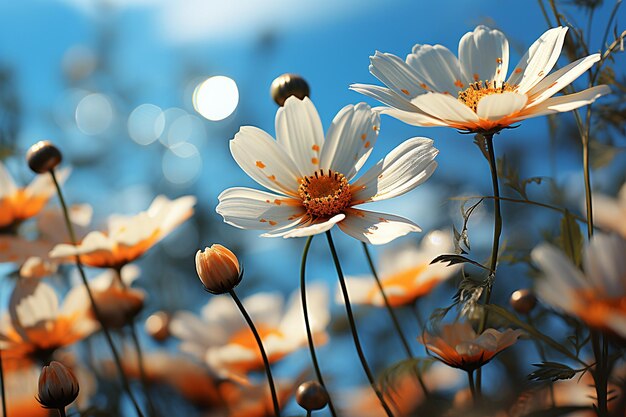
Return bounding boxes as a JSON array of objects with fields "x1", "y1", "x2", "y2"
[
  {"x1": 192, "y1": 75, "x2": 239, "y2": 121},
  {"x1": 75, "y1": 93, "x2": 114, "y2": 135},
  {"x1": 128, "y1": 104, "x2": 166, "y2": 146}
]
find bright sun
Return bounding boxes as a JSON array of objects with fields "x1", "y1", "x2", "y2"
[{"x1": 192, "y1": 76, "x2": 239, "y2": 121}]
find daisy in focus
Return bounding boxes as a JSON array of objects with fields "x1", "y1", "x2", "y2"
[
  {"x1": 343, "y1": 230, "x2": 459, "y2": 307},
  {"x1": 170, "y1": 285, "x2": 329, "y2": 379},
  {"x1": 419, "y1": 322, "x2": 523, "y2": 371},
  {"x1": 49, "y1": 195, "x2": 196, "y2": 269},
  {"x1": 216, "y1": 97, "x2": 438, "y2": 245},
  {"x1": 351, "y1": 25, "x2": 610, "y2": 134},
  {"x1": 531, "y1": 233, "x2": 626, "y2": 338},
  {"x1": 0, "y1": 162, "x2": 69, "y2": 232}
]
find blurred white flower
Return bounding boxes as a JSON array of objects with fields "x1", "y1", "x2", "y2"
[
  {"x1": 591, "y1": 183, "x2": 626, "y2": 238},
  {"x1": 532, "y1": 233, "x2": 626, "y2": 337}
]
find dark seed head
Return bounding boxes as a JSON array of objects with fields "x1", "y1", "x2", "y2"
[
  {"x1": 270, "y1": 73, "x2": 310, "y2": 106},
  {"x1": 296, "y1": 381, "x2": 329, "y2": 411},
  {"x1": 26, "y1": 141, "x2": 62, "y2": 174},
  {"x1": 510, "y1": 289, "x2": 537, "y2": 315}
]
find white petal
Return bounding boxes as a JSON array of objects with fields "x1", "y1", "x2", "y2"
[
  {"x1": 476, "y1": 92, "x2": 528, "y2": 120},
  {"x1": 319, "y1": 103, "x2": 380, "y2": 181},
  {"x1": 49, "y1": 231, "x2": 115, "y2": 258},
  {"x1": 526, "y1": 53, "x2": 601, "y2": 106},
  {"x1": 349, "y1": 84, "x2": 419, "y2": 112},
  {"x1": 374, "y1": 106, "x2": 450, "y2": 127},
  {"x1": 338, "y1": 209, "x2": 421, "y2": 245},
  {"x1": 275, "y1": 96, "x2": 325, "y2": 175},
  {"x1": 507, "y1": 27, "x2": 569, "y2": 93},
  {"x1": 230, "y1": 126, "x2": 300, "y2": 196},
  {"x1": 264, "y1": 214, "x2": 345, "y2": 239},
  {"x1": 170, "y1": 311, "x2": 221, "y2": 350},
  {"x1": 513, "y1": 84, "x2": 610, "y2": 121},
  {"x1": 411, "y1": 93, "x2": 479, "y2": 125},
  {"x1": 0, "y1": 162, "x2": 17, "y2": 198},
  {"x1": 592, "y1": 192, "x2": 626, "y2": 236},
  {"x1": 279, "y1": 284, "x2": 329, "y2": 341},
  {"x1": 147, "y1": 195, "x2": 196, "y2": 238},
  {"x1": 243, "y1": 292, "x2": 284, "y2": 327},
  {"x1": 583, "y1": 234, "x2": 626, "y2": 297},
  {"x1": 407, "y1": 44, "x2": 466, "y2": 93},
  {"x1": 338, "y1": 276, "x2": 376, "y2": 305},
  {"x1": 201, "y1": 295, "x2": 241, "y2": 331},
  {"x1": 352, "y1": 137, "x2": 438, "y2": 203},
  {"x1": 458, "y1": 25, "x2": 509, "y2": 85},
  {"x1": 216, "y1": 187, "x2": 306, "y2": 231},
  {"x1": 10, "y1": 281, "x2": 58, "y2": 341},
  {"x1": 369, "y1": 51, "x2": 426, "y2": 98},
  {"x1": 25, "y1": 167, "x2": 70, "y2": 198}
]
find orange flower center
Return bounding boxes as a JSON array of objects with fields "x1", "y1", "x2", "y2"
[
  {"x1": 298, "y1": 169, "x2": 352, "y2": 218},
  {"x1": 576, "y1": 291, "x2": 626, "y2": 329},
  {"x1": 457, "y1": 81, "x2": 516, "y2": 112}
]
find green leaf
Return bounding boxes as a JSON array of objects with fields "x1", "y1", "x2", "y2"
[
  {"x1": 528, "y1": 361, "x2": 577, "y2": 382},
  {"x1": 430, "y1": 254, "x2": 491, "y2": 272},
  {"x1": 497, "y1": 155, "x2": 542, "y2": 200},
  {"x1": 557, "y1": 210, "x2": 583, "y2": 267}
]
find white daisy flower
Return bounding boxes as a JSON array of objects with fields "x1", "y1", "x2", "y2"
[
  {"x1": 342, "y1": 230, "x2": 459, "y2": 307},
  {"x1": 591, "y1": 183, "x2": 626, "y2": 238},
  {"x1": 531, "y1": 233, "x2": 626, "y2": 338},
  {"x1": 216, "y1": 97, "x2": 438, "y2": 245},
  {"x1": 170, "y1": 285, "x2": 329, "y2": 380},
  {"x1": 351, "y1": 25, "x2": 610, "y2": 134}
]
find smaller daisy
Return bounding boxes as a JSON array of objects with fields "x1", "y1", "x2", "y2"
[
  {"x1": 0, "y1": 162, "x2": 69, "y2": 231},
  {"x1": 342, "y1": 230, "x2": 459, "y2": 307},
  {"x1": 217, "y1": 97, "x2": 438, "y2": 245},
  {"x1": 351, "y1": 25, "x2": 610, "y2": 134},
  {"x1": 49, "y1": 195, "x2": 196, "y2": 269},
  {"x1": 531, "y1": 233, "x2": 626, "y2": 337},
  {"x1": 419, "y1": 322, "x2": 523, "y2": 371},
  {"x1": 591, "y1": 183, "x2": 626, "y2": 239},
  {"x1": 0, "y1": 280, "x2": 98, "y2": 360},
  {"x1": 170, "y1": 285, "x2": 329, "y2": 379}
]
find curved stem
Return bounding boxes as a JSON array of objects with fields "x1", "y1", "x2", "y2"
[
  {"x1": 0, "y1": 349, "x2": 6, "y2": 417},
  {"x1": 228, "y1": 290, "x2": 281, "y2": 417},
  {"x1": 361, "y1": 242, "x2": 429, "y2": 397},
  {"x1": 300, "y1": 236, "x2": 339, "y2": 417},
  {"x1": 476, "y1": 133, "x2": 503, "y2": 394},
  {"x1": 467, "y1": 371, "x2": 476, "y2": 404},
  {"x1": 325, "y1": 231, "x2": 395, "y2": 417},
  {"x1": 49, "y1": 169, "x2": 145, "y2": 417}
]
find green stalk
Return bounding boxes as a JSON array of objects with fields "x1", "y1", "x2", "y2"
[
  {"x1": 326, "y1": 231, "x2": 395, "y2": 417},
  {"x1": 361, "y1": 242, "x2": 429, "y2": 397},
  {"x1": 228, "y1": 290, "x2": 281, "y2": 417},
  {"x1": 50, "y1": 169, "x2": 145, "y2": 417},
  {"x1": 300, "y1": 236, "x2": 339, "y2": 417}
]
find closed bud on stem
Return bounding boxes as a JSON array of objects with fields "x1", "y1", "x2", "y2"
[
  {"x1": 145, "y1": 310, "x2": 171, "y2": 342},
  {"x1": 37, "y1": 361, "x2": 79, "y2": 410},
  {"x1": 296, "y1": 381, "x2": 329, "y2": 412},
  {"x1": 195, "y1": 244, "x2": 242, "y2": 294},
  {"x1": 510, "y1": 289, "x2": 537, "y2": 315},
  {"x1": 270, "y1": 73, "x2": 310, "y2": 106},
  {"x1": 26, "y1": 141, "x2": 63, "y2": 174}
]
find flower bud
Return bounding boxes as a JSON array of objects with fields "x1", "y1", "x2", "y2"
[
  {"x1": 196, "y1": 244, "x2": 242, "y2": 294},
  {"x1": 26, "y1": 141, "x2": 63, "y2": 174},
  {"x1": 37, "y1": 361, "x2": 80, "y2": 410},
  {"x1": 270, "y1": 73, "x2": 310, "y2": 106},
  {"x1": 145, "y1": 310, "x2": 171, "y2": 342},
  {"x1": 510, "y1": 289, "x2": 537, "y2": 315},
  {"x1": 296, "y1": 381, "x2": 329, "y2": 412}
]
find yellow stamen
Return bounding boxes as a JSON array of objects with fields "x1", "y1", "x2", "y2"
[
  {"x1": 457, "y1": 80, "x2": 516, "y2": 112},
  {"x1": 298, "y1": 169, "x2": 352, "y2": 217}
]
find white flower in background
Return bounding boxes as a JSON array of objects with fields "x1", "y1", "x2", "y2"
[
  {"x1": 0, "y1": 280, "x2": 98, "y2": 359},
  {"x1": 170, "y1": 285, "x2": 329, "y2": 379},
  {"x1": 342, "y1": 230, "x2": 459, "y2": 307},
  {"x1": 49, "y1": 195, "x2": 196, "y2": 269},
  {"x1": 0, "y1": 162, "x2": 69, "y2": 230},
  {"x1": 591, "y1": 183, "x2": 626, "y2": 238},
  {"x1": 351, "y1": 25, "x2": 610, "y2": 133},
  {"x1": 217, "y1": 97, "x2": 438, "y2": 245},
  {"x1": 532, "y1": 233, "x2": 626, "y2": 337}
]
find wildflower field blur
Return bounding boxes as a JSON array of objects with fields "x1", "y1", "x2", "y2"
[{"x1": 0, "y1": 0, "x2": 625, "y2": 416}]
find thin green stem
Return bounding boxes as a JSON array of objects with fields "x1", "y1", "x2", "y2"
[
  {"x1": 300, "y1": 236, "x2": 339, "y2": 417},
  {"x1": 527, "y1": 315, "x2": 555, "y2": 406},
  {"x1": 228, "y1": 290, "x2": 281, "y2": 417},
  {"x1": 591, "y1": 331, "x2": 609, "y2": 417},
  {"x1": 325, "y1": 231, "x2": 394, "y2": 417},
  {"x1": 361, "y1": 243, "x2": 430, "y2": 397},
  {"x1": 49, "y1": 169, "x2": 145, "y2": 417},
  {"x1": 58, "y1": 408, "x2": 67, "y2": 417},
  {"x1": 467, "y1": 370, "x2": 476, "y2": 404},
  {"x1": 0, "y1": 349, "x2": 6, "y2": 417},
  {"x1": 476, "y1": 133, "x2": 503, "y2": 394}
]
